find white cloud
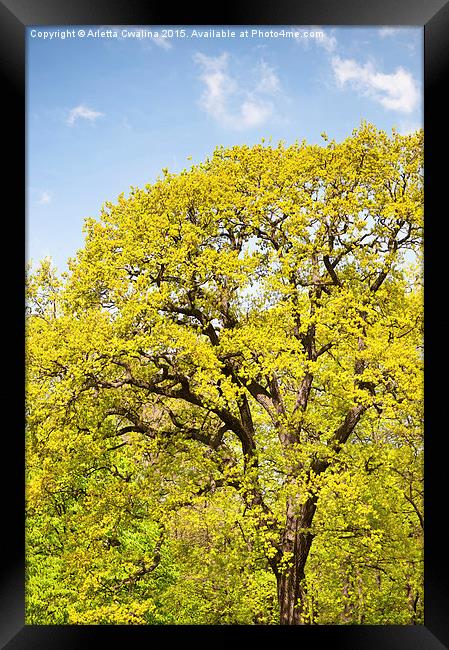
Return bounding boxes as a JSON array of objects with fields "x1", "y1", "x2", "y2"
[
  {"x1": 239, "y1": 100, "x2": 273, "y2": 127},
  {"x1": 378, "y1": 27, "x2": 401, "y2": 38},
  {"x1": 315, "y1": 30, "x2": 337, "y2": 53},
  {"x1": 331, "y1": 56, "x2": 419, "y2": 113},
  {"x1": 37, "y1": 190, "x2": 51, "y2": 205},
  {"x1": 256, "y1": 61, "x2": 280, "y2": 93},
  {"x1": 66, "y1": 104, "x2": 105, "y2": 126},
  {"x1": 150, "y1": 35, "x2": 172, "y2": 50},
  {"x1": 194, "y1": 52, "x2": 280, "y2": 130}
]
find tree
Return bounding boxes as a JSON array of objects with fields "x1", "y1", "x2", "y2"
[{"x1": 26, "y1": 123, "x2": 423, "y2": 625}]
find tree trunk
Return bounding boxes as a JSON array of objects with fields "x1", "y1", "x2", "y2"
[{"x1": 277, "y1": 496, "x2": 317, "y2": 624}]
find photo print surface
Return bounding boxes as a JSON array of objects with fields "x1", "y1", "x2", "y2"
[{"x1": 26, "y1": 25, "x2": 423, "y2": 625}]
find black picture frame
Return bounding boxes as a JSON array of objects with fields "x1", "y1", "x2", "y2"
[{"x1": 2, "y1": 0, "x2": 448, "y2": 647}]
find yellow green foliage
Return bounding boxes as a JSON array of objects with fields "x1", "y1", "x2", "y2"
[{"x1": 26, "y1": 123, "x2": 423, "y2": 624}]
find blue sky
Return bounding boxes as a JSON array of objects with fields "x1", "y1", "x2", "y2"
[{"x1": 27, "y1": 25, "x2": 423, "y2": 272}]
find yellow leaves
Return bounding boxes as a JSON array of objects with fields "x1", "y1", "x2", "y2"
[
  {"x1": 68, "y1": 600, "x2": 155, "y2": 625},
  {"x1": 26, "y1": 122, "x2": 423, "y2": 625},
  {"x1": 307, "y1": 439, "x2": 423, "y2": 624}
]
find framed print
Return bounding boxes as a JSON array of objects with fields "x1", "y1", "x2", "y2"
[{"x1": 2, "y1": 0, "x2": 448, "y2": 647}]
